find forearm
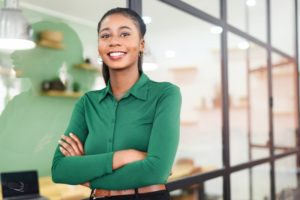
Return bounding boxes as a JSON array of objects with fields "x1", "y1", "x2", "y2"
[
  {"x1": 90, "y1": 156, "x2": 173, "y2": 190},
  {"x1": 51, "y1": 148, "x2": 114, "y2": 185}
]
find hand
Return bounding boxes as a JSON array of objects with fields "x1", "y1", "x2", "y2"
[
  {"x1": 113, "y1": 149, "x2": 147, "y2": 170},
  {"x1": 80, "y1": 182, "x2": 90, "y2": 188},
  {"x1": 59, "y1": 133, "x2": 84, "y2": 156}
]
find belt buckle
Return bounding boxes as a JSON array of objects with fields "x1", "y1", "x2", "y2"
[
  {"x1": 91, "y1": 189, "x2": 107, "y2": 199},
  {"x1": 93, "y1": 196, "x2": 106, "y2": 200}
]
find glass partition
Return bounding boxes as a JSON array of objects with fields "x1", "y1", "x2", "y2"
[
  {"x1": 143, "y1": 1, "x2": 222, "y2": 182},
  {"x1": 228, "y1": 33, "x2": 269, "y2": 166},
  {"x1": 272, "y1": 53, "x2": 297, "y2": 155}
]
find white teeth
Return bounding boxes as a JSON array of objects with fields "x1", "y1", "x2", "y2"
[{"x1": 109, "y1": 52, "x2": 125, "y2": 57}]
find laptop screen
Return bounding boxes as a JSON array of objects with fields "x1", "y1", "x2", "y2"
[{"x1": 1, "y1": 170, "x2": 40, "y2": 198}]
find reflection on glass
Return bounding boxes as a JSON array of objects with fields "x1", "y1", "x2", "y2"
[
  {"x1": 204, "y1": 177, "x2": 223, "y2": 200},
  {"x1": 272, "y1": 53, "x2": 297, "y2": 154},
  {"x1": 252, "y1": 164, "x2": 270, "y2": 199},
  {"x1": 275, "y1": 156, "x2": 298, "y2": 198},
  {"x1": 271, "y1": 0, "x2": 295, "y2": 56},
  {"x1": 143, "y1": 1, "x2": 222, "y2": 182},
  {"x1": 181, "y1": 0, "x2": 219, "y2": 18},
  {"x1": 231, "y1": 169, "x2": 250, "y2": 200},
  {"x1": 0, "y1": 21, "x2": 86, "y2": 176},
  {"x1": 170, "y1": 178, "x2": 222, "y2": 200},
  {"x1": 232, "y1": 165, "x2": 271, "y2": 200},
  {"x1": 248, "y1": 44, "x2": 269, "y2": 161},
  {"x1": 0, "y1": 1, "x2": 126, "y2": 176},
  {"x1": 228, "y1": 0, "x2": 266, "y2": 42},
  {"x1": 228, "y1": 33, "x2": 269, "y2": 166},
  {"x1": 170, "y1": 182, "x2": 207, "y2": 200}
]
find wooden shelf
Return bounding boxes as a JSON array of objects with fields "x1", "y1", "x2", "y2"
[
  {"x1": 74, "y1": 63, "x2": 100, "y2": 72},
  {"x1": 41, "y1": 90, "x2": 82, "y2": 98}
]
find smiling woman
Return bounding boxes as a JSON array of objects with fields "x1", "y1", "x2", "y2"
[{"x1": 51, "y1": 7, "x2": 182, "y2": 200}]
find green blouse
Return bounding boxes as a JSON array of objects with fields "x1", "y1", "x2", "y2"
[{"x1": 51, "y1": 72, "x2": 182, "y2": 190}]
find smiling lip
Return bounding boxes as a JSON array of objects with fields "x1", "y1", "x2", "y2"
[{"x1": 107, "y1": 51, "x2": 126, "y2": 60}]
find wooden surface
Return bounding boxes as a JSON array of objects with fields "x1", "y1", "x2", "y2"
[{"x1": 41, "y1": 91, "x2": 82, "y2": 98}]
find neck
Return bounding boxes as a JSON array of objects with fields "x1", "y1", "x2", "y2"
[{"x1": 109, "y1": 68, "x2": 140, "y2": 95}]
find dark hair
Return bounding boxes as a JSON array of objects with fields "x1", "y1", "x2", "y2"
[{"x1": 97, "y1": 7, "x2": 147, "y2": 85}]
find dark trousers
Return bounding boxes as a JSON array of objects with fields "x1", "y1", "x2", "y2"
[{"x1": 89, "y1": 189, "x2": 171, "y2": 200}]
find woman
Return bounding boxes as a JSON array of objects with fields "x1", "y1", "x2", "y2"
[{"x1": 51, "y1": 7, "x2": 182, "y2": 200}]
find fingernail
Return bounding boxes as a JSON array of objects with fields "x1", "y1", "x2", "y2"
[
  {"x1": 69, "y1": 133, "x2": 73, "y2": 136},
  {"x1": 58, "y1": 140, "x2": 61, "y2": 143}
]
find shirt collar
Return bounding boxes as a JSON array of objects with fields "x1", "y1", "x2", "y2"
[{"x1": 98, "y1": 72, "x2": 149, "y2": 103}]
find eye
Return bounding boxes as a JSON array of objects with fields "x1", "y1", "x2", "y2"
[
  {"x1": 120, "y1": 32, "x2": 130, "y2": 37},
  {"x1": 100, "y1": 33, "x2": 110, "y2": 39}
]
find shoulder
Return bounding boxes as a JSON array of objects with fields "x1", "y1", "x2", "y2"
[
  {"x1": 148, "y1": 79, "x2": 181, "y2": 96},
  {"x1": 75, "y1": 88, "x2": 106, "y2": 104}
]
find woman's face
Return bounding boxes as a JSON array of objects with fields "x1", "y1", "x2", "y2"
[{"x1": 98, "y1": 13, "x2": 144, "y2": 71}]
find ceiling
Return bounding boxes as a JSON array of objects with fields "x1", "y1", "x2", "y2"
[{"x1": 0, "y1": 0, "x2": 296, "y2": 68}]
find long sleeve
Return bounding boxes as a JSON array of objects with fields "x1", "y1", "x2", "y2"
[
  {"x1": 90, "y1": 85, "x2": 182, "y2": 190},
  {"x1": 51, "y1": 95, "x2": 114, "y2": 185}
]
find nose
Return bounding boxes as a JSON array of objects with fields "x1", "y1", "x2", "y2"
[{"x1": 109, "y1": 36, "x2": 121, "y2": 47}]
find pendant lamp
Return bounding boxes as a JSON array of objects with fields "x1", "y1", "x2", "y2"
[{"x1": 0, "y1": 0, "x2": 35, "y2": 50}]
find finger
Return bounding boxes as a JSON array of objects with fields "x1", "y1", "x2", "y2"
[
  {"x1": 59, "y1": 146, "x2": 71, "y2": 156},
  {"x1": 59, "y1": 139, "x2": 76, "y2": 156},
  {"x1": 61, "y1": 135, "x2": 81, "y2": 155},
  {"x1": 69, "y1": 133, "x2": 84, "y2": 154}
]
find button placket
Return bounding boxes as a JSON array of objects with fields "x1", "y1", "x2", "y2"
[{"x1": 109, "y1": 101, "x2": 119, "y2": 150}]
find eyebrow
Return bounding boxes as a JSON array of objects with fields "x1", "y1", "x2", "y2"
[{"x1": 99, "y1": 26, "x2": 132, "y2": 33}]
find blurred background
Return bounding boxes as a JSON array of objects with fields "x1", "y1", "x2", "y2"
[{"x1": 0, "y1": 0, "x2": 299, "y2": 199}]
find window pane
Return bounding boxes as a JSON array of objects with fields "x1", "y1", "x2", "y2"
[
  {"x1": 204, "y1": 177, "x2": 223, "y2": 200},
  {"x1": 170, "y1": 178, "x2": 223, "y2": 200},
  {"x1": 231, "y1": 169, "x2": 250, "y2": 200},
  {"x1": 272, "y1": 53, "x2": 297, "y2": 155},
  {"x1": 252, "y1": 164, "x2": 270, "y2": 199},
  {"x1": 228, "y1": 33, "x2": 269, "y2": 166},
  {"x1": 228, "y1": 0, "x2": 267, "y2": 42},
  {"x1": 271, "y1": 0, "x2": 295, "y2": 56},
  {"x1": 231, "y1": 164, "x2": 271, "y2": 200},
  {"x1": 275, "y1": 155, "x2": 298, "y2": 197},
  {"x1": 248, "y1": 44, "x2": 269, "y2": 160},
  {"x1": 181, "y1": 0, "x2": 219, "y2": 18},
  {"x1": 143, "y1": 1, "x2": 222, "y2": 182}
]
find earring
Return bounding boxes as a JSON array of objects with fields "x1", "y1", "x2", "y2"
[
  {"x1": 97, "y1": 56, "x2": 102, "y2": 64},
  {"x1": 139, "y1": 51, "x2": 143, "y2": 57}
]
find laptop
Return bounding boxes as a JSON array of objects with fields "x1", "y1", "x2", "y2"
[{"x1": 1, "y1": 170, "x2": 48, "y2": 200}]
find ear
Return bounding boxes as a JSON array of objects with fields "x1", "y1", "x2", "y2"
[{"x1": 139, "y1": 38, "x2": 145, "y2": 52}]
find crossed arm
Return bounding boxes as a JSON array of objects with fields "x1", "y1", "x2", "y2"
[
  {"x1": 51, "y1": 85, "x2": 181, "y2": 189},
  {"x1": 57, "y1": 133, "x2": 147, "y2": 187}
]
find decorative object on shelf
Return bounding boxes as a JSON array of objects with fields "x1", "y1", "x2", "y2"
[
  {"x1": 40, "y1": 77, "x2": 82, "y2": 98},
  {"x1": 0, "y1": 0, "x2": 36, "y2": 50},
  {"x1": 41, "y1": 77, "x2": 65, "y2": 92},
  {"x1": 37, "y1": 30, "x2": 64, "y2": 49},
  {"x1": 41, "y1": 90, "x2": 82, "y2": 98},
  {"x1": 74, "y1": 58, "x2": 99, "y2": 71},
  {"x1": 41, "y1": 80, "x2": 51, "y2": 92},
  {"x1": 72, "y1": 81, "x2": 80, "y2": 92}
]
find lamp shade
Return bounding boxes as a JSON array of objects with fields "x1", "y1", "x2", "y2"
[{"x1": 0, "y1": 0, "x2": 35, "y2": 50}]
